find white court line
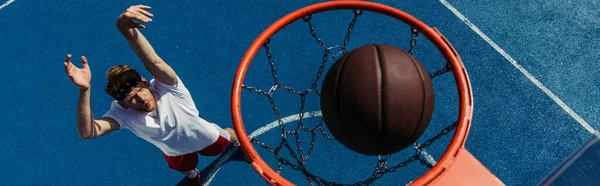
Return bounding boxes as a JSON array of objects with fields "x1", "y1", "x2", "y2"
[
  {"x1": 249, "y1": 111, "x2": 322, "y2": 138},
  {"x1": 0, "y1": 0, "x2": 15, "y2": 10},
  {"x1": 205, "y1": 110, "x2": 438, "y2": 185},
  {"x1": 439, "y1": 0, "x2": 600, "y2": 139}
]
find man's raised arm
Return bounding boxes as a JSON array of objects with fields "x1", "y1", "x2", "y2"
[
  {"x1": 116, "y1": 5, "x2": 178, "y2": 85},
  {"x1": 63, "y1": 54, "x2": 120, "y2": 139}
]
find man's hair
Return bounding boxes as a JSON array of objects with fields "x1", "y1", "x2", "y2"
[{"x1": 105, "y1": 65, "x2": 141, "y2": 100}]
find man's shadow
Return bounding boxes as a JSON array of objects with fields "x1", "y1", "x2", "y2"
[{"x1": 176, "y1": 145, "x2": 249, "y2": 186}]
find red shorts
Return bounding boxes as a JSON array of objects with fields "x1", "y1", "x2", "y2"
[{"x1": 163, "y1": 125, "x2": 231, "y2": 172}]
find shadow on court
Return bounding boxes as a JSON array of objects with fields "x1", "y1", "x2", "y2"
[{"x1": 176, "y1": 145, "x2": 249, "y2": 186}]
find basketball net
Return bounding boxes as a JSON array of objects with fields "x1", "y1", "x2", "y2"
[{"x1": 232, "y1": 1, "x2": 503, "y2": 185}]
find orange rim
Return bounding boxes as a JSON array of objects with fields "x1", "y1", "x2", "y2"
[{"x1": 231, "y1": 1, "x2": 473, "y2": 185}]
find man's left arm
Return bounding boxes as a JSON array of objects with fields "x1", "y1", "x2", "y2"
[{"x1": 116, "y1": 5, "x2": 178, "y2": 85}]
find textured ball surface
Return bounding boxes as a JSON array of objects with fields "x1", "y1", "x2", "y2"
[{"x1": 320, "y1": 44, "x2": 434, "y2": 156}]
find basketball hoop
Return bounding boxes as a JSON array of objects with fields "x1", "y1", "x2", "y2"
[{"x1": 231, "y1": 1, "x2": 502, "y2": 185}]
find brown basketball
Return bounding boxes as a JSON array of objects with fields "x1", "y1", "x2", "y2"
[{"x1": 320, "y1": 44, "x2": 434, "y2": 156}]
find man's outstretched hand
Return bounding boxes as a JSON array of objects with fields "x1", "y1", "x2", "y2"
[
  {"x1": 116, "y1": 5, "x2": 154, "y2": 30},
  {"x1": 63, "y1": 54, "x2": 91, "y2": 90}
]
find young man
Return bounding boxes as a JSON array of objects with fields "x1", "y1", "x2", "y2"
[{"x1": 63, "y1": 5, "x2": 239, "y2": 186}]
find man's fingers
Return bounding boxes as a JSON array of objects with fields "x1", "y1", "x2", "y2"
[
  {"x1": 64, "y1": 62, "x2": 74, "y2": 76},
  {"x1": 80, "y1": 56, "x2": 89, "y2": 68},
  {"x1": 126, "y1": 11, "x2": 152, "y2": 23},
  {"x1": 65, "y1": 54, "x2": 72, "y2": 63},
  {"x1": 139, "y1": 9, "x2": 154, "y2": 18},
  {"x1": 80, "y1": 56, "x2": 87, "y2": 64},
  {"x1": 64, "y1": 54, "x2": 72, "y2": 74},
  {"x1": 64, "y1": 62, "x2": 70, "y2": 74},
  {"x1": 126, "y1": 6, "x2": 152, "y2": 22},
  {"x1": 135, "y1": 5, "x2": 151, "y2": 10}
]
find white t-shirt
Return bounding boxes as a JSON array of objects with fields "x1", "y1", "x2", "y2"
[{"x1": 103, "y1": 77, "x2": 220, "y2": 156}]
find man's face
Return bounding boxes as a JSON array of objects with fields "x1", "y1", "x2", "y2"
[{"x1": 120, "y1": 80, "x2": 156, "y2": 112}]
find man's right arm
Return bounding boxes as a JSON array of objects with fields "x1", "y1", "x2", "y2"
[
  {"x1": 63, "y1": 55, "x2": 119, "y2": 139},
  {"x1": 116, "y1": 5, "x2": 178, "y2": 86},
  {"x1": 77, "y1": 88, "x2": 120, "y2": 139}
]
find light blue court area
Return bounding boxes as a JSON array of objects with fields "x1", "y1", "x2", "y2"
[{"x1": 0, "y1": 0, "x2": 599, "y2": 185}]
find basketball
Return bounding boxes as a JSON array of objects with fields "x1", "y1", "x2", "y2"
[{"x1": 320, "y1": 44, "x2": 435, "y2": 156}]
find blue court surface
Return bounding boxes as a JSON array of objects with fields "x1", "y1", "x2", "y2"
[{"x1": 1, "y1": 0, "x2": 599, "y2": 185}]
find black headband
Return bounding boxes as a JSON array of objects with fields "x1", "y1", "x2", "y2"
[{"x1": 111, "y1": 77, "x2": 141, "y2": 101}]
